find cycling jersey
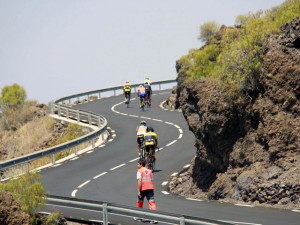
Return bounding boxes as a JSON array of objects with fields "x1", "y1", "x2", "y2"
[
  {"x1": 123, "y1": 83, "x2": 131, "y2": 92},
  {"x1": 137, "y1": 125, "x2": 147, "y2": 137},
  {"x1": 138, "y1": 86, "x2": 146, "y2": 97},
  {"x1": 144, "y1": 131, "x2": 157, "y2": 146}
]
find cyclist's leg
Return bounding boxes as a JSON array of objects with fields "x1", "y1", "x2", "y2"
[
  {"x1": 137, "y1": 137, "x2": 141, "y2": 156},
  {"x1": 145, "y1": 145, "x2": 150, "y2": 167},
  {"x1": 145, "y1": 190, "x2": 157, "y2": 210}
]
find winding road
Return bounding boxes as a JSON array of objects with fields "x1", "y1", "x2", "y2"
[{"x1": 41, "y1": 90, "x2": 300, "y2": 225}]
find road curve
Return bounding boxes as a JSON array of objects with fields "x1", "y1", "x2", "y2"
[{"x1": 41, "y1": 90, "x2": 300, "y2": 225}]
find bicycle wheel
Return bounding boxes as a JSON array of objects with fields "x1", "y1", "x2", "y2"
[{"x1": 148, "y1": 147, "x2": 154, "y2": 171}]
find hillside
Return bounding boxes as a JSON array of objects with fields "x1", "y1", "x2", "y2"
[{"x1": 166, "y1": 16, "x2": 300, "y2": 209}]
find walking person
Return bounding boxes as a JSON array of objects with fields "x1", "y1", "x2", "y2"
[{"x1": 137, "y1": 159, "x2": 157, "y2": 211}]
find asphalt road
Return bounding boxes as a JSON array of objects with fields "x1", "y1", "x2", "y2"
[{"x1": 41, "y1": 90, "x2": 300, "y2": 225}]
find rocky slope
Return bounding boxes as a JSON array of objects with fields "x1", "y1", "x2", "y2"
[{"x1": 168, "y1": 18, "x2": 300, "y2": 209}]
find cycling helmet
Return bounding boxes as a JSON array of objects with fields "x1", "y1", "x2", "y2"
[
  {"x1": 147, "y1": 127, "x2": 154, "y2": 132},
  {"x1": 140, "y1": 121, "x2": 147, "y2": 126}
]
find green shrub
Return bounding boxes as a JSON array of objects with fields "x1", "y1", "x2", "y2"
[
  {"x1": 183, "y1": 0, "x2": 300, "y2": 101},
  {"x1": 54, "y1": 123, "x2": 88, "y2": 160},
  {"x1": 198, "y1": 20, "x2": 220, "y2": 42},
  {"x1": 0, "y1": 83, "x2": 27, "y2": 109},
  {"x1": 0, "y1": 171, "x2": 48, "y2": 224}
]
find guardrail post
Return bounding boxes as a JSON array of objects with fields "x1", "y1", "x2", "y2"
[
  {"x1": 114, "y1": 90, "x2": 116, "y2": 96},
  {"x1": 98, "y1": 117, "x2": 101, "y2": 128},
  {"x1": 75, "y1": 145, "x2": 78, "y2": 155},
  {"x1": 180, "y1": 217, "x2": 185, "y2": 225},
  {"x1": 159, "y1": 84, "x2": 161, "y2": 90},
  {"x1": 58, "y1": 107, "x2": 61, "y2": 116},
  {"x1": 77, "y1": 111, "x2": 80, "y2": 122},
  {"x1": 77, "y1": 97, "x2": 80, "y2": 103},
  {"x1": 69, "y1": 99, "x2": 71, "y2": 104},
  {"x1": 48, "y1": 101, "x2": 54, "y2": 114},
  {"x1": 88, "y1": 114, "x2": 92, "y2": 125},
  {"x1": 103, "y1": 202, "x2": 108, "y2": 225},
  {"x1": 92, "y1": 138, "x2": 95, "y2": 148},
  {"x1": 66, "y1": 109, "x2": 69, "y2": 119},
  {"x1": 99, "y1": 92, "x2": 101, "y2": 98},
  {"x1": 51, "y1": 154, "x2": 55, "y2": 164},
  {"x1": 88, "y1": 95, "x2": 90, "y2": 102}
]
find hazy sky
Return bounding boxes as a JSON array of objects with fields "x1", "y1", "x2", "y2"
[{"x1": 0, "y1": 0, "x2": 286, "y2": 103}]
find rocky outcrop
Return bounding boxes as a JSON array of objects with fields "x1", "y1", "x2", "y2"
[
  {"x1": 169, "y1": 18, "x2": 300, "y2": 209},
  {"x1": 0, "y1": 192, "x2": 30, "y2": 225}
]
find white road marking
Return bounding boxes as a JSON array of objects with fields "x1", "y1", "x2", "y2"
[
  {"x1": 235, "y1": 204, "x2": 255, "y2": 207},
  {"x1": 78, "y1": 180, "x2": 91, "y2": 188},
  {"x1": 129, "y1": 115, "x2": 139, "y2": 118},
  {"x1": 130, "y1": 157, "x2": 140, "y2": 162},
  {"x1": 161, "y1": 181, "x2": 168, "y2": 186},
  {"x1": 184, "y1": 164, "x2": 190, "y2": 168},
  {"x1": 86, "y1": 150, "x2": 93, "y2": 153},
  {"x1": 158, "y1": 147, "x2": 163, "y2": 150},
  {"x1": 166, "y1": 140, "x2": 177, "y2": 146},
  {"x1": 159, "y1": 92, "x2": 171, "y2": 95},
  {"x1": 152, "y1": 119, "x2": 162, "y2": 122},
  {"x1": 161, "y1": 191, "x2": 170, "y2": 195},
  {"x1": 71, "y1": 157, "x2": 79, "y2": 161},
  {"x1": 179, "y1": 129, "x2": 183, "y2": 133},
  {"x1": 174, "y1": 124, "x2": 180, "y2": 129},
  {"x1": 219, "y1": 220, "x2": 262, "y2": 225},
  {"x1": 93, "y1": 172, "x2": 107, "y2": 179},
  {"x1": 171, "y1": 172, "x2": 178, "y2": 177},
  {"x1": 165, "y1": 121, "x2": 174, "y2": 125},
  {"x1": 119, "y1": 113, "x2": 128, "y2": 116},
  {"x1": 140, "y1": 116, "x2": 151, "y2": 120},
  {"x1": 108, "y1": 139, "x2": 113, "y2": 142},
  {"x1": 186, "y1": 198, "x2": 203, "y2": 202},
  {"x1": 152, "y1": 94, "x2": 157, "y2": 96},
  {"x1": 110, "y1": 163, "x2": 126, "y2": 170},
  {"x1": 292, "y1": 209, "x2": 300, "y2": 212},
  {"x1": 71, "y1": 189, "x2": 78, "y2": 197},
  {"x1": 112, "y1": 134, "x2": 116, "y2": 138},
  {"x1": 99, "y1": 145, "x2": 105, "y2": 148},
  {"x1": 178, "y1": 134, "x2": 183, "y2": 139}
]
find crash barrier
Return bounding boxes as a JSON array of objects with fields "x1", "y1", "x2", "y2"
[
  {"x1": 47, "y1": 195, "x2": 234, "y2": 225},
  {"x1": 0, "y1": 80, "x2": 176, "y2": 172}
]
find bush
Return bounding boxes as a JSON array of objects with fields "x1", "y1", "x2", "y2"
[
  {"x1": 0, "y1": 171, "x2": 48, "y2": 224},
  {"x1": 198, "y1": 20, "x2": 220, "y2": 42},
  {"x1": 182, "y1": 0, "x2": 300, "y2": 101},
  {"x1": 0, "y1": 83, "x2": 27, "y2": 109}
]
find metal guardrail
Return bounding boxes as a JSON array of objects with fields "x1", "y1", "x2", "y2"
[
  {"x1": 0, "y1": 79, "x2": 176, "y2": 171},
  {"x1": 47, "y1": 195, "x2": 233, "y2": 225}
]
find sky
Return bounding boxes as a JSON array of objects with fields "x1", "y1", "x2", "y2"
[{"x1": 0, "y1": 0, "x2": 286, "y2": 103}]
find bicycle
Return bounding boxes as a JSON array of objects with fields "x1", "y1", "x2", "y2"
[
  {"x1": 147, "y1": 146, "x2": 156, "y2": 172},
  {"x1": 139, "y1": 138, "x2": 146, "y2": 161},
  {"x1": 145, "y1": 95, "x2": 151, "y2": 108},
  {"x1": 125, "y1": 92, "x2": 130, "y2": 108},
  {"x1": 140, "y1": 97, "x2": 145, "y2": 111}
]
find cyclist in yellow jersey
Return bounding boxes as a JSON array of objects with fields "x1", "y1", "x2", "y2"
[
  {"x1": 123, "y1": 81, "x2": 131, "y2": 102},
  {"x1": 136, "y1": 121, "x2": 148, "y2": 157},
  {"x1": 143, "y1": 127, "x2": 158, "y2": 167}
]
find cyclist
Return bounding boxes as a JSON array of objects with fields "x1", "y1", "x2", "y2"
[
  {"x1": 123, "y1": 81, "x2": 132, "y2": 103},
  {"x1": 137, "y1": 84, "x2": 146, "y2": 108},
  {"x1": 143, "y1": 127, "x2": 157, "y2": 168},
  {"x1": 137, "y1": 159, "x2": 157, "y2": 211},
  {"x1": 144, "y1": 81, "x2": 152, "y2": 106},
  {"x1": 136, "y1": 121, "x2": 147, "y2": 157},
  {"x1": 144, "y1": 77, "x2": 151, "y2": 85}
]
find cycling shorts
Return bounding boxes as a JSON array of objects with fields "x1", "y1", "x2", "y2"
[
  {"x1": 139, "y1": 93, "x2": 146, "y2": 98},
  {"x1": 137, "y1": 136, "x2": 144, "y2": 144},
  {"x1": 124, "y1": 91, "x2": 131, "y2": 96},
  {"x1": 145, "y1": 145, "x2": 155, "y2": 154}
]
